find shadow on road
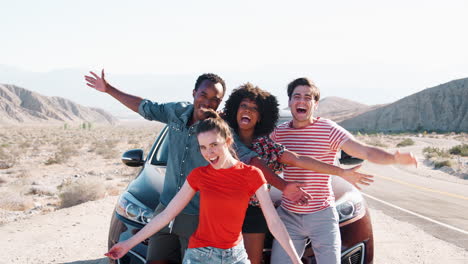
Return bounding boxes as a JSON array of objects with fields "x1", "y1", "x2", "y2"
[{"x1": 63, "y1": 258, "x2": 108, "y2": 264}]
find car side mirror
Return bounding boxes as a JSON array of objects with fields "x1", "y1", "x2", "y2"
[
  {"x1": 339, "y1": 150, "x2": 363, "y2": 165},
  {"x1": 122, "y1": 149, "x2": 145, "y2": 167}
]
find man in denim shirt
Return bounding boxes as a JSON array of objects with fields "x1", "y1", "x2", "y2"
[{"x1": 85, "y1": 70, "x2": 310, "y2": 264}]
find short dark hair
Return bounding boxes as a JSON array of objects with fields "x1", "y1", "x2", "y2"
[
  {"x1": 194, "y1": 73, "x2": 226, "y2": 94},
  {"x1": 223, "y1": 83, "x2": 279, "y2": 137},
  {"x1": 287, "y1": 77, "x2": 320, "y2": 101}
]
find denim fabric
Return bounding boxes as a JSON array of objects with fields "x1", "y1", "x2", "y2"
[
  {"x1": 138, "y1": 99, "x2": 258, "y2": 214},
  {"x1": 183, "y1": 242, "x2": 250, "y2": 264}
]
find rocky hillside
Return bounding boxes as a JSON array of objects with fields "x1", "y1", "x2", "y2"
[
  {"x1": 0, "y1": 84, "x2": 116, "y2": 125},
  {"x1": 316, "y1": 96, "x2": 382, "y2": 122},
  {"x1": 339, "y1": 78, "x2": 468, "y2": 132}
]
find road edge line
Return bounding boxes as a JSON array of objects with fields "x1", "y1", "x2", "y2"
[{"x1": 363, "y1": 192, "x2": 468, "y2": 235}]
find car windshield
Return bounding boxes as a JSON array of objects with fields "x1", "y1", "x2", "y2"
[{"x1": 150, "y1": 127, "x2": 169, "y2": 166}]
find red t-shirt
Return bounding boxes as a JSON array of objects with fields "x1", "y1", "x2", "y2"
[{"x1": 186, "y1": 162, "x2": 266, "y2": 249}]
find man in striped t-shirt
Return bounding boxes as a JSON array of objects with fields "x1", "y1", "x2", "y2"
[{"x1": 270, "y1": 78, "x2": 418, "y2": 264}]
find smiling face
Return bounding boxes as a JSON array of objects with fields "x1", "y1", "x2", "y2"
[
  {"x1": 236, "y1": 99, "x2": 260, "y2": 133},
  {"x1": 288, "y1": 85, "x2": 319, "y2": 128},
  {"x1": 197, "y1": 130, "x2": 234, "y2": 169},
  {"x1": 192, "y1": 80, "x2": 224, "y2": 123}
]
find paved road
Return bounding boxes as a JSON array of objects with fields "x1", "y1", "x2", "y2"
[{"x1": 359, "y1": 137, "x2": 468, "y2": 250}]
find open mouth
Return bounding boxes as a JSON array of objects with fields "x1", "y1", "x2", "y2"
[
  {"x1": 209, "y1": 156, "x2": 219, "y2": 165},
  {"x1": 199, "y1": 106, "x2": 209, "y2": 113},
  {"x1": 240, "y1": 115, "x2": 251, "y2": 125},
  {"x1": 296, "y1": 107, "x2": 307, "y2": 114}
]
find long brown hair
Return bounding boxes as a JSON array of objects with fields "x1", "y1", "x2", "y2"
[{"x1": 196, "y1": 110, "x2": 238, "y2": 160}]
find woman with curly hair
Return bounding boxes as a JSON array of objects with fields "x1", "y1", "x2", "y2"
[{"x1": 223, "y1": 83, "x2": 373, "y2": 264}]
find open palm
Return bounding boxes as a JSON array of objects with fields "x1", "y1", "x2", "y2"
[
  {"x1": 341, "y1": 165, "x2": 374, "y2": 190},
  {"x1": 84, "y1": 69, "x2": 108, "y2": 92}
]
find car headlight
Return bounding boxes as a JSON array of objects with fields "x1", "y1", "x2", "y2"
[
  {"x1": 335, "y1": 189, "x2": 365, "y2": 223},
  {"x1": 115, "y1": 192, "x2": 154, "y2": 225}
]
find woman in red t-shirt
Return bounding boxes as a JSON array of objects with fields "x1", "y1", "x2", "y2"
[{"x1": 105, "y1": 110, "x2": 302, "y2": 264}]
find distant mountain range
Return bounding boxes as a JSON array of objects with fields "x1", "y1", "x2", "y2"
[
  {"x1": 339, "y1": 78, "x2": 468, "y2": 132},
  {"x1": 0, "y1": 84, "x2": 116, "y2": 125},
  {"x1": 1, "y1": 77, "x2": 467, "y2": 132},
  {"x1": 315, "y1": 96, "x2": 385, "y2": 123}
]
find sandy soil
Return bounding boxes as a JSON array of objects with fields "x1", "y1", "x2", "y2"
[
  {"x1": 0, "y1": 122, "x2": 162, "y2": 224},
  {"x1": 0, "y1": 127, "x2": 467, "y2": 263},
  {"x1": 355, "y1": 133, "x2": 468, "y2": 182},
  {"x1": 0, "y1": 197, "x2": 466, "y2": 264}
]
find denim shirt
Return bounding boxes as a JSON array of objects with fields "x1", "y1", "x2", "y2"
[{"x1": 139, "y1": 99, "x2": 258, "y2": 215}]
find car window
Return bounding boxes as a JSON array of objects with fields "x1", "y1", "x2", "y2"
[{"x1": 150, "y1": 127, "x2": 169, "y2": 166}]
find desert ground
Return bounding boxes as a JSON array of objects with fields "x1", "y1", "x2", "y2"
[
  {"x1": 0, "y1": 123, "x2": 467, "y2": 263},
  {"x1": 0, "y1": 121, "x2": 163, "y2": 224}
]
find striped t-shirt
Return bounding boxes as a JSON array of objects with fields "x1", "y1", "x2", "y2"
[{"x1": 270, "y1": 117, "x2": 352, "y2": 214}]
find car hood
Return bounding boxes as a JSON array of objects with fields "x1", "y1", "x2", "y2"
[{"x1": 126, "y1": 165, "x2": 166, "y2": 210}]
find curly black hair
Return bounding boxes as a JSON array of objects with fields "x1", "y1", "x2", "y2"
[
  {"x1": 223, "y1": 83, "x2": 279, "y2": 137},
  {"x1": 194, "y1": 73, "x2": 226, "y2": 94}
]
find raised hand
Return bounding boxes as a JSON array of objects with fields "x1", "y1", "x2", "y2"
[
  {"x1": 85, "y1": 69, "x2": 109, "y2": 93},
  {"x1": 104, "y1": 241, "x2": 131, "y2": 260},
  {"x1": 283, "y1": 182, "x2": 313, "y2": 205},
  {"x1": 341, "y1": 165, "x2": 374, "y2": 190},
  {"x1": 394, "y1": 151, "x2": 418, "y2": 167}
]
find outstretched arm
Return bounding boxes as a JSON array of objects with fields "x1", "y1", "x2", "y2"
[
  {"x1": 342, "y1": 138, "x2": 418, "y2": 167},
  {"x1": 105, "y1": 181, "x2": 196, "y2": 259},
  {"x1": 84, "y1": 69, "x2": 143, "y2": 113},
  {"x1": 256, "y1": 184, "x2": 302, "y2": 264},
  {"x1": 250, "y1": 157, "x2": 312, "y2": 205},
  {"x1": 279, "y1": 150, "x2": 374, "y2": 189}
]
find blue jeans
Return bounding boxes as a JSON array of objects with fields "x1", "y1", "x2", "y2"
[{"x1": 183, "y1": 242, "x2": 250, "y2": 264}]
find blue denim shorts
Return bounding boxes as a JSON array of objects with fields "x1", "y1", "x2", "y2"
[{"x1": 183, "y1": 242, "x2": 250, "y2": 264}]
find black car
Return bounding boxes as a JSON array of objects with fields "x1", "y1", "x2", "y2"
[{"x1": 108, "y1": 126, "x2": 373, "y2": 264}]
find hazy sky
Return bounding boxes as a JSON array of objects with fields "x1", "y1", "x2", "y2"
[{"x1": 2, "y1": 0, "x2": 468, "y2": 108}]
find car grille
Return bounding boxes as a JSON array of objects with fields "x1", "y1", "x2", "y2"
[{"x1": 341, "y1": 243, "x2": 365, "y2": 264}]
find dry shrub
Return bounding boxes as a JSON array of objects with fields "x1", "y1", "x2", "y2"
[
  {"x1": 0, "y1": 176, "x2": 6, "y2": 184},
  {"x1": 397, "y1": 138, "x2": 415, "y2": 147},
  {"x1": 59, "y1": 178, "x2": 106, "y2": 208},
  {"x1": 449, "y1": 144, "x2": 468, "y2": 157},
  {"x1": 423, "y1": 147, "x2": 450, "y2": 159},
  {"x1": 19, "y1": 141, "x2": 31, "y2": 149},
  {"x1": 45, "y1": 143, "x2": 79, "y2": 165},
  {"x1": 434, "y1": 159, "x2": 454, "y2": 169},
  {"x1": 16, "y1": 169, "x2": 31, "y2": 178},
  {"x1": 28, "y1": 185, "x2": 57, "y2": 196},
  {"x1": 365, "y1": 138, "x2": 388, "y2": 148},
  {"x1": 89, "y1": 139, "x2": 119, "y2": 159},
  {"x1": 0, "y1": 147, "x2": 16, "y2": 169},
  {"x1": 106, "y1": 184, "x2": 122, "y2": 196},
  {"x1": 127, "y1": 138, "x2": 139, "y2": 145},
  {"x1": 0, "y1": 191, "x2": 34, "y2": 211}
]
